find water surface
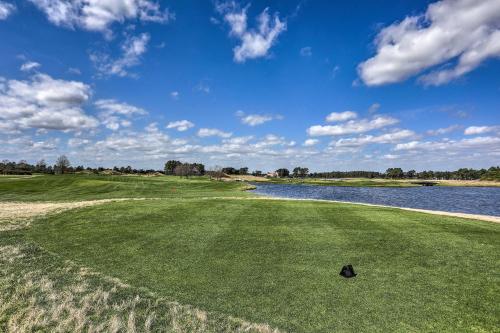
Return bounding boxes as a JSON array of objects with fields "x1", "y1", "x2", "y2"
[{"x1": 251, "y1": 183, "x2": 500, "y2": 216}]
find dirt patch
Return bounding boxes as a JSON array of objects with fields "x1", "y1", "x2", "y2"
[{"x1": 0, "y1": 198, "x2": 149, "y2": 231}]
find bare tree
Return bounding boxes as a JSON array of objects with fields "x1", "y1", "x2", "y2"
[
  {"x1": 55, "y1": 155, "x2": 70, "y2": 174},
  {"x1": 174, "y1": 163, "x2": 192, "y2": 178}
]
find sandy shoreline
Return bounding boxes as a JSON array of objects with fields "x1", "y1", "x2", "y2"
[{"x1": 198, "y1": 196, "x2": 500, "y2": 224}]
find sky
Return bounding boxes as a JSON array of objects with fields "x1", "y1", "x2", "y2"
[{"x1": 0, "y1": 0, "x2": 499, "y2": 172}]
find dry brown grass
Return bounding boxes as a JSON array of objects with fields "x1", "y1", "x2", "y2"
[
  {"x1": 0, "y1": 243, "x2": 284, "y2": 333},
  {"x1": 0, "y1": 198, "x2": 152, "y2": 231},
  {"x1": 0, "y1": 199, "x2": 284, "y2": 333}
]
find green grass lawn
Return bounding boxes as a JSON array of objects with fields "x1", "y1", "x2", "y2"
[
  {"x1": 0, "y1": 174, "x2": 250, "y2": 201},
  {"x1": 1, "y1": 175, "x2": 500, "y2": 332}
]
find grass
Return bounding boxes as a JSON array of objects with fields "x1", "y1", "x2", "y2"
[
  {"x1": 0, "y1": 174, "x2": 250, "y2": 201},
  {"x1": 1, "y1": 175, "x2": 499, "y2": 332}
]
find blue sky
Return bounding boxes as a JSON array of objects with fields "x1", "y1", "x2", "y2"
[{"x1": 0, "y1": 0, "x2": 499, "y2": 171}]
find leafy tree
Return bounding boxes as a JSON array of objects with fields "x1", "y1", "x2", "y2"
[
  {"x1": 386, "y1": 168, "x2": 404, "y2": 179},
  {"x1": 191, "y1": 163, "x2": 205, "y2": 175},
  {"x1": 293, "y1": 167, "x2": 309, "y2": 178},
  {"x1": 276, "y1": 168, "x2": 290, "y2": 177},
  {"x1": 239, "y1": 167, "x2": 249, "y2": 175},
  {"x1": 406, "y1": 170, "x2": 416, "y2": 178},
  {"x1": 222, "y1": 167, "x2": 237, "y2": 175},
  {"x1": 164, "y1": 160, "x2": 182, "y2": 175},
  {"x1": 55, "y1": 155, "x2": 70, "y2": 174}
]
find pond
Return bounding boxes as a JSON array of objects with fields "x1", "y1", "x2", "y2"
[{"x1": 251, "y1": 183, "x2": 500, "y2": 216}]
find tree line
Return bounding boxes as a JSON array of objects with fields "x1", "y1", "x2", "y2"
[
  {"x1": 0, "y1": 156, "x2": 162, "y2": 175},
  {"x1": 1, "y1": 157, "x2": 499, "y2": 181}
]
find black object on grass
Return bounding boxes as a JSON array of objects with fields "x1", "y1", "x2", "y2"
[{"x1": 340, "y1": 264, "x2": 357, "y2": 278}]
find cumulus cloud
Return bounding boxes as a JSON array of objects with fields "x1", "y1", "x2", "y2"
[
  {"x1": 395, "y1": 136, "x2": 500, "y2": 153},
  {"x1": 331, "y1": 129, "x2": 415, "y2": 147},
  {"x1": 95, "y1": 99, "x2": 147, "y2": 131},
  {"x1": 166, "y1": 120, "x2": 195, "y2": 132},
  {"x1": 303, "y1": 138, "x2": 319, "y2": 146},
  {"x1": 0, "y1": 73, "x2": 98, "y2": 132},
  {"x1": 426, "y1": 125, "x2": 462, "y2": 136},
  {"x1": 325, "y1": 111, "x2": 357, "y2": 122},
  {"x1": 236, "y1": 110, "x2": 282, "y2": 126},
  {"x1": 307, "y1": 115, "x2": 399, "y2": 137},
  {"x1": 20, "y1": 61, "x2": 41, "y2": 72},
  {"x1": 30, "y1": 0, "x2": 172, "y2": 36},
  {"x1": 91, "y1": 33, "x2": 150, "y2": 77},
  {"x1": 0, "y1": 1, "x2": 15, "y2": 20},
  {"x1": 217, "y1": 2, "x2": 286, "y2": 62},
  {"x1": 197, "y1": 128, "x2": 232, "y2": 138},
  {"x1": 464, "y1": 125, "x2": 499, "y2": 135},
  {"x1": 358, "y1": 0, "x2": 500, "y2": 86}
]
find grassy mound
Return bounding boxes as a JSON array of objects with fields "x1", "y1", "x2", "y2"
[{"x1": 0, "y1": 174, "x2": 249, "y2": 201}]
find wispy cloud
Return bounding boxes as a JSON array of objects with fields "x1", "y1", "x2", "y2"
[
  {"x1": 197, "y1": 128, "x2": 232, "y2": 138},
  {"x1": 236, "y1": 110, "x2": 283, "y2": 126},
  {"x1": 90, "y1": 33, "x2": 150, "y2": 77},
  {"x1": 20, "y1": 61, "x2": 41, "y2": 72},
  {"x1": 217, "y1": 2, "x2": 286, "y2": 62},
  {"x1": 166, "y1": 120, "x2": 194, "y2": 132}
]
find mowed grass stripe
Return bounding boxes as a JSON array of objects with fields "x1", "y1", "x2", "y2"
[{"x1": 26, "y1": 198, "x2": 500, "y2": 332}]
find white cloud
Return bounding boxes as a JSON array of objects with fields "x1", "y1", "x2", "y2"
[
  {"x1": 236, "y1": 110, "x2": 282, "y2": 126},
  {"x1": 464, "y1": 125, "x2": 499, "y2": 135},
  {"x1": 300, "y1": 46, "x2": 312, "y2": 57},
  {"x1": 91, "y1": 33, "x2": 150, "y2": 77},
  {"x1": 197, "y1": 128, "x2": 232, "y2": 138},
  {"x1": 307, "y1": 115, "x2": 399, "y2": 137},
  {"x1": 166, "y1": 120, "x2": 194, "y2": 132},
  {"x1": 68, "y1": 138, "x2": 90, "y2": 147},
  {"x1": 30, "y1": 0, "x2": 172, "y2": 36},
  {"x1": 95, "y1": 99, "x2": 146, "y2": 116},
  {"x1": 368, "y1": 103, "x2": 380, "y2": 114},
  {"x1": 20, "y1": 62, "x2": 41, "y2": 72},
  {"x1": 95, "y1": 99, "x2": 147, "y2": 131},
  {"x1": 195, "y1": 82, "x2": 210, "y2": 94},
  {"x1": 395, "y1": 136, "x2": 500, "y2": 151},
  {"x1": 68, "y1": 67, "x2": 82, "y2": 75},
  {"x1": 303, "y1": 139, "x2": 319, "y2": 146},
  {"x1": 326, "y1": 111, "x2": 357, "y2": 122},
  {"x1": 0, "y1": 73, "x2": 98, "y2": 132},
  {"x1": 358, "y1": 0, "x2": 500, "y2": 86},
  {"x1": 170, "y1": 91, "x2": 179, "y2": 100},
  {"x1": 218, "y1": 3, "x2": 286, "y2": 62},
  {"x1": 332, "y1": 129, "x2": 415, "y2": 147},
  {"x1": 426, "y1": 124, "x2": 461, "y2": 136},
  {"x1": 0, "y1": 1, "x2": 15, "y2": 20}
]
